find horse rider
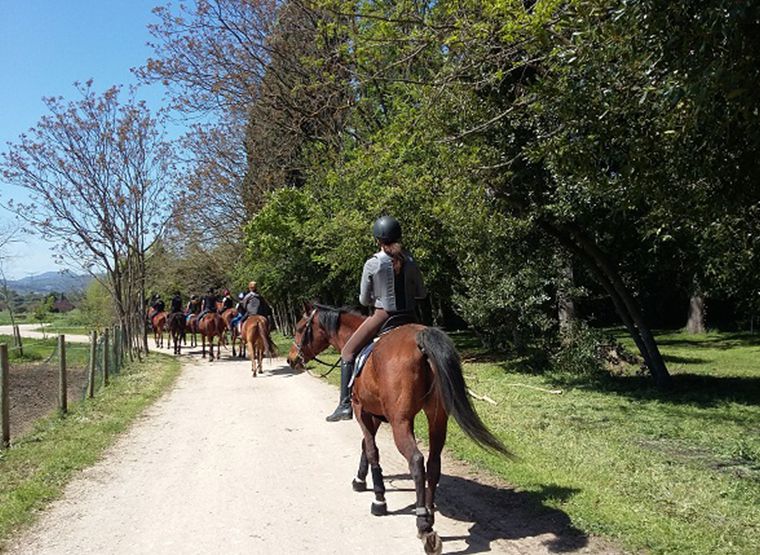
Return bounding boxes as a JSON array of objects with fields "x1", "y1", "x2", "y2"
[
  {"x1": 221, "y1": 289, "x2": 234, "y2": 311},
  {"x1": 197, "y1": 288, "x2": 220, "y2": 323},
  {"x1": 185, "y1": 294, "x2": 201, "y2": 323},
  {"x1": 239, "y1": 281, "x2": 276, "y2": 353},
  {"x1": 326, "y1": 215, "x2": 427, "y2": 422},
  {"x1": 169, "y1": 291, "x2": 183, "y2": 314},
  {"x1": 148, "y1": 294, "x2": 166, "y2": 324},
  {"x1": 230, "y1": 292, "x2": 246, "y2": 331}
]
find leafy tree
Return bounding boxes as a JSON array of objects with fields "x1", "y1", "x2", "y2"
[{"x1": 1, "y1": 82, "x2": 176, "y2": 356}]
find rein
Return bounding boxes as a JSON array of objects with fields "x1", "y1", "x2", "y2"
[{"x1": 293, "y1": 307, "x2": 342, "y2": 378}]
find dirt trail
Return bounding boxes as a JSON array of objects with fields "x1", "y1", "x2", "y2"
[
  {"x1": 0, "y1": 323, "x2": 90, "y2": 343},
  {"x1": 6, "y1": 336, "x2": 619, "y2": 554}
]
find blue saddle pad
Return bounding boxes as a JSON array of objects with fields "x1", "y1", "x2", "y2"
[{"x1": 349, "y1": 340, "x2": 377, "y2": 388}]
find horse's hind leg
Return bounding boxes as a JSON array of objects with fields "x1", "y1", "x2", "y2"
[
  {"x1": 391, "y1": 418, "x2": 436, "y2": 544},
  {"x1": 423, "y1": 403, "x2": 448, "y2": 526}
]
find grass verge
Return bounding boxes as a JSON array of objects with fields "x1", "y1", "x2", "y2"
[{"x1": 0, "y1": 353, "x2": 181, "y2": 548}]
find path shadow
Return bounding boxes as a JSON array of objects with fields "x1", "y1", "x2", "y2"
[
  {"x1": 382, "y1": 473, "x2": 588, "y2": 554},
  {"x1": 265, "y1": 364, "x2": 300, "y2": 378}
]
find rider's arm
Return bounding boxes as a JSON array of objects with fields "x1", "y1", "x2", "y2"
[{"x1": 359, "y1": 256, "x2": 378, "y2": 307}]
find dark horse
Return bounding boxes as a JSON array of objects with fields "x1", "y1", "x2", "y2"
[
  {"x1": 166, "y1": 312, "x2": 186, "y2": 355},
  {"x1": 287, "y1": 304, "x2": 510, "y2": 555}
]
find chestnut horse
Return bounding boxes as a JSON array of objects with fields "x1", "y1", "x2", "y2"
[
  {"x1": 220, "y1": 308, "x2": 240, "y2": 356},
  {"x1": 287, "y1": 304, "x2": 509, "y2": 555},
  {"x1": 197, "y1": 312, "x2": 225, "y2": 360},
  {"x1": 242, "y1": 315, "x2": 277, "y2": 377},
  {"x1": 185, "y1": 313, "x2": 199, "y2": 348},
  {"x1": 150, "y1": 311, "x2": 168, "y2": 348}
]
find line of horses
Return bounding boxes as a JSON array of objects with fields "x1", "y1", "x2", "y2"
[
  {"x1": 154, "y1": 301, "x2": 510, "y2": 555},
  {"x1": 148, "y1": 303, "x2": 274, "y2": 377}
]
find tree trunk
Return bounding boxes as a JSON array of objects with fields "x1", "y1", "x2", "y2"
[
  {"x1": 685, "y1": 281, "x2": 706, "y2": 334},
  {"x1": 557, "y1": 260, "x2": 576, "y2": 339},
  {"x1": 541, "y1": 221, "x2": 672, "y2": 389}
]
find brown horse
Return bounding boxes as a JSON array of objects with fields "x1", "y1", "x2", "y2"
[
  {"x1": 242, "y1": 315, "x2": 277, "y2": 377},
  {"x1": 185, "y1": 313, "x2": 199, "y2": 348},
  {"x1": 150, "y1": 311, "x2": 168, "y2": 348},
  {"x1": 220, "y1": 308, "x2": 240, "y2": 356},
  {"x1": 287, "y1": 304, "x2": 509, "y2": 555},
  {"x1": 197, "y1": 312, "x2": 225, "y2": 360}
]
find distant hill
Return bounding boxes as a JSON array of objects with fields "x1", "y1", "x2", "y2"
[{"x1": 4, "y1": 271, "x2": 92, "y2": 294}]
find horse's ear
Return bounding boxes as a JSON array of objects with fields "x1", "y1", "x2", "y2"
[{"x1": 303, "y1": 301, "x2": 313, "y2": 314}]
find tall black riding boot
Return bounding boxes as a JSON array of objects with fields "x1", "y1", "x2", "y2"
[{"x1": 326, "y1": 360, "x2": 353, "y2": 422}]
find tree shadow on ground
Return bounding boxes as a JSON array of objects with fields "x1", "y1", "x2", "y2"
[
  {"x1": 655, "y1": 333, "x2": 760, "y2": 349},
  {"x1": 661, "y1": 354, "x2": 709, "y2": 365},
  {"x1": 547, "y1": 372, "x2": 760, "y2": 408},
  {"x1": 383, "y1": 473, "x2": 589, "y2": 554}
]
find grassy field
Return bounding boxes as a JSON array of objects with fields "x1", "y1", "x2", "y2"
[
  {"x1": 0, "y1": 334, "x2": 90, "y2": 367},
  {"x1": 313, "y1": 328, "x2": 759, "y2": 554},
  {"x1": 0, "y1": 311, "x2": 31, "y2": 326},
  {"x1": 0, "y1": 350, "x2": 181, "y2": 548}
]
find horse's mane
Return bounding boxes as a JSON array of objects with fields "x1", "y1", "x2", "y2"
[{"x1": 313, "y1": 303, "x2": 361, "y2": 337}]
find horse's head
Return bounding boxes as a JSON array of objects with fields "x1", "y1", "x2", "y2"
[{"x1": 287, "y1": 303, "x2": 333, "y2": 370}]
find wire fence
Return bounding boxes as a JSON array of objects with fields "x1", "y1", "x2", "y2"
[{"x1": 0, "y1": 326, "x2": 127, "y2": 448}]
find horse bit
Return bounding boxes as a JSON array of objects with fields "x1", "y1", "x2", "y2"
[{"x1": 292, "y1": 307, "x2": 341, "y2": 377}]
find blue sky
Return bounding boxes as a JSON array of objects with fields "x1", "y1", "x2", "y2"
[{"x1": 0, "y1": 0, "x2": 184, "y2": 279}]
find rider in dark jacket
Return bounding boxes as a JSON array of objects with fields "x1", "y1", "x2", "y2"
[
  {"x1": 148, "y1": 294, "x2": 166, "y2": 323},
  {"x1": 170, "y1": 292, "x2": 183, "y2": 313},
  {"x1": 197, "y1": 289, "x2": 219, "y2": 322}
]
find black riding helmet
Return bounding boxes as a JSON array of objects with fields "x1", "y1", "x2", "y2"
[{"x1": 372, "y1": 215, "x2": 402, "y2": 243}]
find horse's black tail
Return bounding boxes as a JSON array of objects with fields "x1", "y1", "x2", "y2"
[{"x1": 417, "y1": 327, "x2": 512, "y2": 457}]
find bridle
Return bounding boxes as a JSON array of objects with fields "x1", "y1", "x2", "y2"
[{"x1": 292, "y1": 307, "x2": 341, "y2": 376}]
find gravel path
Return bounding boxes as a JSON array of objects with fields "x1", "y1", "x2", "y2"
[
  {"x1": 5, "y1": 334, "x2": 619, "y2": 554},
  {"x1": 0, "y1": 323, "x2": 90, "y2": 343}
]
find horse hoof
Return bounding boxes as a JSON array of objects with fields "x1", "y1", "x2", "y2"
[
  {"x1": 370, "y1": 501, "x2": 387, "y2": 516},
  {"x1": 420, "y1": 531, "x2": 442, "y2": 555},
  {"x1": 352, "y1": 478, "x2": 367, "y2": 492}
]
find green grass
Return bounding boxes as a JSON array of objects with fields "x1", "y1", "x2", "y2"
[
  {"x1": 0, "y1": 311, "x2": 31, "y2": 326},
  {"x1": 303, "y1": 328, "x2": 760, "y2": 554},
  {"x1": 439, "y1": 329, "x2": 760, "y2": 555},
  {"x1": 0, "y1": 335, "x2": 90, "y2": 367},
  {"x1": 0, "y1": 354, "x2": 181, "y2": 547},
  {"x1": 272, "y1": 331, "x2": 295, "y2": 357}
]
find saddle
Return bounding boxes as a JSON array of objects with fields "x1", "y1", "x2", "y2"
[{"x1": 348, "y1": 313, "x2": 416, "y2": 388}]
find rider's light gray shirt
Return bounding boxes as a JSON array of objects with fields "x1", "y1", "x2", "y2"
[{"x1": 359, "y1": 250, "x2": 426, "y2": 312}]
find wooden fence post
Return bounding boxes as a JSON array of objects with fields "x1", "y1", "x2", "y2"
[
  {"x1": 88, "y1": 331, "x2": 97, "y2": 398},
  {"x1": 103, "y1": 328, "x2": 110, "y2": 387},
  {"x1": 1, "y1": 343, "x2": 9, "y2": 448},
  {"x1": 58, "y1": 335, "x2": 67, "y2": 415}
]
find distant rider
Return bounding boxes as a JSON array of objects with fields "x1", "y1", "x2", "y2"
[
  {"x1": 197, "y1": 288, "x2": 219, "y2": 323},
  {"x1": 239, "y1": 281, "x2": 276, "y2": 354},
  {"x1": 169, "y1": 291, "x2": 183, "y2": 313},
  {"x1": 148, "y1": 294, "x2": 166, "y2": 323}
]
